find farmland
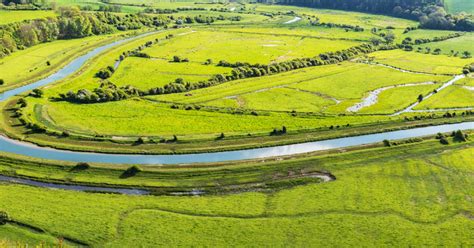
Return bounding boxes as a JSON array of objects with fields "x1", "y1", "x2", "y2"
[
  {"x1": 0, "y1": 0, "x2": 473, "y2": 246},
  {"x1": 0, "y1": 138, "x2": 473, "y2": 246},
  {"x1": 0, "y1": 10, "x2": 56, "y2": 24}
]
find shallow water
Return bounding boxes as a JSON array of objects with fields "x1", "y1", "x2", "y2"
[{"x1": 0, "y1": 175, "x2": 149, "y2": 195}]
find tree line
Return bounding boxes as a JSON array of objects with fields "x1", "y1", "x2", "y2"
[
  {"x1": 0, "y1": 7, "x2": 170, "y2": 58},
  {"x1": 58, "y1": 43, "x2": 394, "y2": 104}
]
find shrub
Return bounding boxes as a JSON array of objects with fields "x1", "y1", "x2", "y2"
[
  {"x1": 0, "y1": 211, "x2": 9, "y2": 225},
  {"x1": 383, "y1": 139, "x2": 391, "y2": 147},
  {"x1": 121, "y1": 165, "x2": 142, "y2": 178},
  {"x1": 72, "y1": 162, "x2": 90, "y2": 171},
  {"x1": 0, "y1": 79, "x2": 4, "y2": 85},
  {"x1": 440, "y1": 137, "x2": 449, "y2": 145},
  {"x1": 454, "y1": 130, "x2": 467, "y2": 142},
  {"x1": 136, "y1": 137, "x2": 145, "y2": 144},
  {"x1": 30, "y1": 89, "x2": 43, "y2": 98}
]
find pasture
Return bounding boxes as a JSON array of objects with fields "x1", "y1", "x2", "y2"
[
  {"x1": 142, "y1": 29, "x2": 361, "y2": 64},
  {"x1": 0, "y1": 139, "x2": 472, "y2": 246},
  {"x1": 415, "y1": 77, "x2": 474, "y2": 109},
  {"x1": 0, "y1": 10, "x2": 56, "y2": 24},
  {"x1": 414, "y1": 33, "x2": 474, "y2": 56},
  {"x1": 369, "y1": 50, "x2": 474, "y2": 74},
  {"x1": 0, "y1": 32, "x2": 131, "y2": 93},
  {"x1": 444, "y1": 0, "x2": 474, "y2": 14}
]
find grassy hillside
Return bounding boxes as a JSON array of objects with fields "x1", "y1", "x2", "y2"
[{"x1": 444, "y1": 0, "x2": 474, "y2": 14}]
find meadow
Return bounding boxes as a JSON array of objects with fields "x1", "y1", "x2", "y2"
[
  {"x1": 0, "y1": 10, "x2": 56, "y2": 24},
  {"x1": 142, "y1": 29, "x2": 361, "y2": 64},
  {"x1": 369, "y1": 49, "x2": 474, "y2": 74},
  {"x1": 414, "y1": 33, "x2": 474, "y2": 56},
  {"x1": 0, "y1": 138, "x2": 472, "y2": 246},
  {"x1": 0, "y1": 2, "x2": 473, "y2": 246},
  {"x1": 415, "y1": 77, "x2": 474, "y2": 110},
  {"x1": 444, "y1": 0, "x2": 474, "y2": 14},
  {"x1": 0, "y1": 32, "x2": 135, "y2": 93}
]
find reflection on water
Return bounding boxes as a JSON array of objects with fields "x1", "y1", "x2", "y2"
[{"x1": 1, "y1": 122, "x2": 472, "y2": 165}]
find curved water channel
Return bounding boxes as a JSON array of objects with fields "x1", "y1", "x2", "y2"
[{"x1": 0, "y1": 32, "x2": 473, "y2": 166}]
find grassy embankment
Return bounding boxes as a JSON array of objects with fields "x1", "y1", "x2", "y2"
[{"x1": 0, "y1": 136, "x2": 472, "y2": 246}]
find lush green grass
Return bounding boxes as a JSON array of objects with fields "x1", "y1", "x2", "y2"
[
  {"x1": 0, "y1": 224, "x2": 60, "y2": 247},
  {"x1": 358, "y1": 84, "x2": 441, "y2": 114},
  {"x1": 370, "y1": 49, "x2": 474, "y2": 74},
  {"x1": 37, "y1": 99, "x2": 389, "y2": 136},
  {"x1": 0, "y1": 10, "x2": 56, "y2": 24},
  {"x1": 110, "y1": 57, "x2": 231, "y2": 89},
  {"x1": 415, "y1": 77, "x2": 474, "y2": 110},
  {"x1": 0, "y1": 139, "x2": 472, "y2": 246},
  {"x1": 253, "y1": 4, "x2": 417, "y2": 29},
  {"x1": 143, "y1": 29, "x2": 360, "y2": 64},
  {"x1": 444, "y1": 0, "x2": 474, "y2": 14},
  {"x1": 0, "y1": 32, "x2": 133, "y2": 93},
  {"x1": 414, "y1": 33, "x2": 474, "y2": 56}
]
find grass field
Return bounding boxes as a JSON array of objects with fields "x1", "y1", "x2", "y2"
[
  {"x1": 0, "y1": 138, "x2": 472, "y2": 246},
  {"x1": 414, "y1": 33, "x2": 474, "y2": 56},
  {"x1": 444, "y1": 0, "x2": 474, "y2": 14},
  {"x1": 415, "y1": 77, "x2": 474, "y2": 110},
  {"x1": 143, "y1": 29, "x2": 361, "y2": 64},
  {"x1": 0, "y1": 32, "x2": 136, "y2": 93},
  {"x1": 0, "y1": 10, "x2": 56, "y2": 24},
  {"x1": 370, "y1": 49, "x2": 474, "y2": 74}
]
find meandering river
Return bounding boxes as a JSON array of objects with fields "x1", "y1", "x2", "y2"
[{"x1": 0, "y1": 31, "x2": 472, "y2": 165}]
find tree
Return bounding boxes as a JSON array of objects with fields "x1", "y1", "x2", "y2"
[
  {"x1": 121, "y1": 165, "x2": 142, "y2": 178},
  {"x1": 462, "y1": 51, "x2": 472, "y2": 58},
  {"x1": 383, "y1": 31, "x2": 395, "y2": 44},
  {"x1": 0, "y1": 79, "x2": 4, "y2": 85},
  {"x1": 31, "y1": 89, "x2": 44, "y2": 98},
  {"x1": 433, "y1": 48, "x2": 441, "y2": 55}
]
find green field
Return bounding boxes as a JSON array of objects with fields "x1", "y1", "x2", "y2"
[
  {"x1": 414, "y1": 33, "x2": 474, "y2": 56},
  {"x1": 0, "y1": 10, "x2": 56, "y2": 24},
  {"x1": 370, "y1": 50, "x2": 474, "y2": 74},
  {"x1": 415, "y1": 77, "x2": 474, "y2": 109},
  {"x1": 0, "y1": 2, "x2": 473, "y2": 246},
  {"x1": 0, "y1": 138, "x2": 472, "y2": 246},
  {"x1": 445, "y1": 0, "x2": 474, "y2": 14},
  {"x1": 0, "y1": 32, "x2": 135, "y2": 93}
]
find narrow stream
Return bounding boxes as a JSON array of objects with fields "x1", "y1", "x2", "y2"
[{"x1": 0, "y1": 175, "x2": 149, "y2": 195}]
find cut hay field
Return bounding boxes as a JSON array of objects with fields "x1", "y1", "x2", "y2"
[
  {"x1": 0, "y1": 139, "x2": 472, "y2": 246},
  {"x1": 0, "y1": 10, "x2": 56, "y2": 24}
]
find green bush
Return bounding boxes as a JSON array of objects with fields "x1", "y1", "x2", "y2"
[{"x1": 0, "y1": 211, "x2": 9, "y2": 225}]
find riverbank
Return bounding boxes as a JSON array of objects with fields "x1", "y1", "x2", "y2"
[{"x1": 0, "y1": 134, "x2": 471, "y2": 194}]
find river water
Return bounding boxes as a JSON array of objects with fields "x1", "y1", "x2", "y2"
[{"x1": 0, "y1": 31, "x2": 472, "y2": 165}]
